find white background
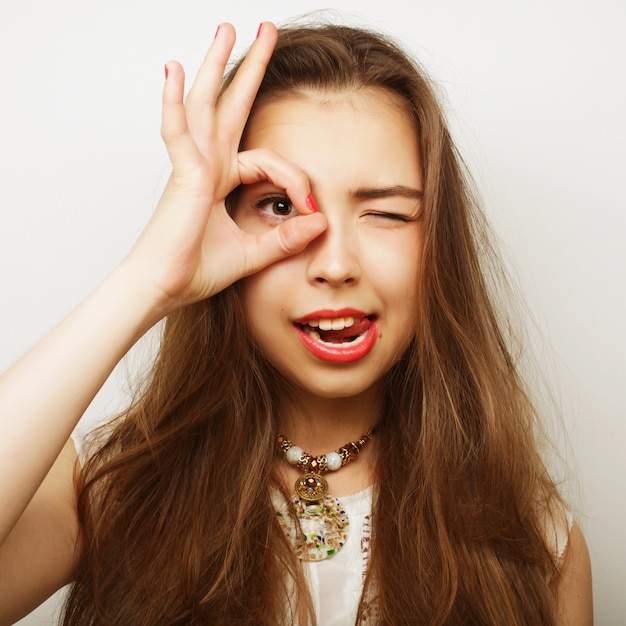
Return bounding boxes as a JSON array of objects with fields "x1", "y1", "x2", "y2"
[{"x1": 1, "y1": 0, "x2": 623, "y2": 623}]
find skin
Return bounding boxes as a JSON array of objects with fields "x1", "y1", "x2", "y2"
[{"x1": 0, "y1": 22, "x2": 593, "y2": 624}]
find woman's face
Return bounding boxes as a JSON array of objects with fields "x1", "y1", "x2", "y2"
[{"x1": 234, "y1": 89, "x2": 423, "y2": 402}]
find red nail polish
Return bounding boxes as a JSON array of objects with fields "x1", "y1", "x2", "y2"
[
  {"x1": 214, "y1": 25, "x2": 221, "y2": 39},
  {"x1": 164, "y1": 64, "x2": 169, "y2": 80},
  {"x1": 256, "y1": 22, "x2": 264, "y2": 39},
  {"x1": 306, "y1": 194, "x2": 318, "y2": 213}
]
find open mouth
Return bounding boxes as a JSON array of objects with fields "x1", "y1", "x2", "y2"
[{"x1": 295, "y1": 315, "x2": 376, "y2": 353}]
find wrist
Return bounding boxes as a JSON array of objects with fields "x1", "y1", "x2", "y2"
[{"x1": 101, "y1": 263, "x2": 175, "y2": 338}]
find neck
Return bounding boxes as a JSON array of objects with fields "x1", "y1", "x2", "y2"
[{"x1": 276, "y1": 382, "x2": 383, "y2": 454}]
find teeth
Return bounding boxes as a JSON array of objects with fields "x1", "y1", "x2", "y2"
[
  {"x1": 331, "y1": 318, "x2": 349, "y2": 330},
  {"x1": 306, "y1": 316, "x2": 355, "y2": 331}
]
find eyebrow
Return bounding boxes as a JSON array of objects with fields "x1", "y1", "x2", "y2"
[
  {"x1": 303, "y1": 170, "x2": 423, "y2": 201},
  {"x1": 351, "y1": 185, "x2": 424, "y2": 200}
]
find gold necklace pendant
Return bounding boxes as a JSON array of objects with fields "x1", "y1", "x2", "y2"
[{"x1": 294, "y1": 472, "x2": 329, "y2": 502}]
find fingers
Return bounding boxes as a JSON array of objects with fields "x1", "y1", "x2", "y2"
[
  {"x1": 237, "y1": 148, "x2": 315, "y2": 216},
  {"x1": 242, "y1": 212, "x2": 328, "y2": 277},
  {"x1": 234, "y1": 147, "x2": 328, "y2": 275},
  {"x1": 214, "y1": 22, "x2": 278, "y2": 143},
  {"x1": 161, "y1": 62, "x2": 203, "y2": 172},
  {"x1": 161, "y1": 22, "x2": 277, "y2": 180},
  {"x1": 183, "y1": 22, "x2": 277, "y2": 151},
  {"x1": 187, "y1": 23, "x2": 237, "y2": 109},
  {"x1": 183, "y1": 23, "x2": 237, "y2": 148}
]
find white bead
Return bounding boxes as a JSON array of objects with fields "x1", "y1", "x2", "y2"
[
  {"x1": 286, "y1": 446, "x2": 303, "y2": 465},
  {"x1": 326, "y1": 451, "x2": 342, "y2": 471}
]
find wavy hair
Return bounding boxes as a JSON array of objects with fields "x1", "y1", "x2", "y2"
[{"x1": 64, "y1": 21, "x2": 565, "y2": 625}]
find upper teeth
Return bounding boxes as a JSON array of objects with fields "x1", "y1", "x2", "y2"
[{"x1": 306, "y1": 317, "x2": 355, "y2": 331}]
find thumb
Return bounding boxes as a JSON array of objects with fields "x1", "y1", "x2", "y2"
[{"x1": 242, "y1": 212, "x2": 327, "y2": 275}]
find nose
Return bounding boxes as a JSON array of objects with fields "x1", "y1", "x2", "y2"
[{"x1": 305, "y1": 212, "x2": 361, "y2": 287}]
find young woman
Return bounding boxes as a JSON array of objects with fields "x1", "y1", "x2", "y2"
[{"x1": 0, "y1": 20, "x2": 592, "y2": 625}]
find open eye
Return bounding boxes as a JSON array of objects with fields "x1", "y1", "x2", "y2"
[{"x1": 254, "y1": 195, "x2": 298, "y2": 222}]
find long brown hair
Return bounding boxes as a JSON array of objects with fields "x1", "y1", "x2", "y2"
[{"x1": 64, "y1": 21, "x2": 566, "y2": 625}]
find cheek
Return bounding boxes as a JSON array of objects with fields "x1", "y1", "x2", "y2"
[
  {"x1": 239, "y1": 281, "x2": 277, "y2": 354},
  {"x1": 369, "y1": 244, "x2": 420, "y2": 301},
  {"x1": 238, "y1": 274, "x2": 295, "y2": 374},
  {"x1": 397, "y1": 234, "x2": 422, "y2": 303},
  {"x1": 238, "y1": 264, "x2": 293, "y2": 331},
  {"x1": 239, "y1": 275, "x2": 274, "y2": 321}
]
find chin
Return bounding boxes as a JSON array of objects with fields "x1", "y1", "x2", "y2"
[{"x1": 288, "y1": 372, "x2": 385, "y2": 402}]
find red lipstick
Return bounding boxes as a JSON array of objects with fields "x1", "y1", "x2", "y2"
[{"x1": 293, "y1": 310, "x2": 378, "y2": 363}]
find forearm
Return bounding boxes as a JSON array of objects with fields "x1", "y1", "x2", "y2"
[{"x1": 0, "y1": 265, "x2": 164, "y2": 544}]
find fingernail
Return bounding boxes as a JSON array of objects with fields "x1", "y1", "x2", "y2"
[
  {"x1": 164, "y1": 64, "x2": 169, "y2": 80},
  {"x1": 256, "y1": 22, "x2": 264, "y2": 39},
  {"x1": 214, "y1": 25, "x2": 221, "y2": 39},
  {"x1": 306, "y1": 194, "x2": 318, "y2": 213}
]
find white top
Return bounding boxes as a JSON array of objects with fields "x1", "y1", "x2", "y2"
[{"x1": 302, "y1": 488, "x2": 373, "y2": 625}]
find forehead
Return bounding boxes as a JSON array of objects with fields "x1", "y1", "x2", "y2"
[
  {"x1": 243, "y1": 88, "x2": 422, "y2": 188},
  {"x1": 246, "y1": 87, "x2": 415, "y2": 140}
]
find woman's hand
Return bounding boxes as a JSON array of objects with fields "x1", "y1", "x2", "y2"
[{"x1": 121, "y1": 22, "x2": 327, "y2": 315}]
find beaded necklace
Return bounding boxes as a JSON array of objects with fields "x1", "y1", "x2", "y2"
[{"x1": 275, "y1": 429, "x2": 375, "y2": 561}]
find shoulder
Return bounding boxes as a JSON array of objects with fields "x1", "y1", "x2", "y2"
[
  {"x1": 555, "y1": 522, "x2": 593, "y2": 625},
  {"x1": 0, "y1": 439, "x2": 81, "y2": 623}
]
